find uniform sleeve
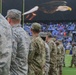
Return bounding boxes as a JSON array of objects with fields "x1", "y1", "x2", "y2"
[
  {"x1": 11, "y1": 28, "x2": 30, "y2": 75},
  {"x1": 45, "y1": 43, "x2": 50, "y2": 63},
  {"x1": 48, "y1": 41, "x2": 57, "y2": 65},
  {"x1": 45, "y1": 43, "x2": 50, "y2": 75},
  {"x1": 0, "y1": 32, "x2": 12, "y2": 75},
  {"x1": 0, "y1": 14, "x2": 12, "y2": 75},
  {"x1": 62, "y1": 46, "x2": 65, "y2": 58},
  {"x1": 28, "y1": 40, "x2": 36, "y2": 63},
  {"x1": 49, "y1": 42, "x2": 57, "y2": 56}
]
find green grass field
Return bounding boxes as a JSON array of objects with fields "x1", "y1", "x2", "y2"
[{"x1": 63, "y1": 55, "x2": 76, "y2": 75}]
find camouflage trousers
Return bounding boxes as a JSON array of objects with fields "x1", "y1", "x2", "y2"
[
  {"x1": 48, "y1": 64, "x2": 57, "y2": 75},
  {"x1": 57, "y1": 60, "x2": 63, "y2": 75},
  {"x1": 28, "y1": 64, "x2": 45, "y2": 75},
  {"x1": 72, "y1": 55, "x2": 76, "y2": 66},
  {"x1": 57, "y1": 65, "x2": 62, "y2": 75}
]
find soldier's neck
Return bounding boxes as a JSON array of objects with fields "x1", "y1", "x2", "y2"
[
  {"x1": 32, "y1": 33, "x2": 39, "y2": 37},
  {"x1": 48, "y1": 38, "x2": 52, "y2": 42}
]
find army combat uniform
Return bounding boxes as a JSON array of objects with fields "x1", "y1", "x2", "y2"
[
  {"x1": 47, "y1": 40, "x2": 57, "y2": 75},
  {"x1": 45, "y1": 42, "x2": 50, "y2": 75},
  {"x1": 72, "y1": 46, "x2": 76, "y2": 66},
  {"x1": 28, "y1": 36, "x2": 46, "y2": 75},
  {"x1": 39, "y1": 32, "x2": 50, "y2": 75},
  {"x1": 0, "y1": 14, "x2": 12, "y2": 75},
  {"x1": 58, "y1": 43, "x2": 65, "y2": 75},
  {"x1": 56, "y1": 44, "x2": 62, "y2": 75},
  {"x1": 58, "y1": 44, "x2": 65, "y2": 66}
]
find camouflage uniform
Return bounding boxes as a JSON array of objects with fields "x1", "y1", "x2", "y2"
[
  {"x1": 28, "y1": 36, "x2": 46, "y2": 75},
  {"x1": 45, "y1": 42, "x2": 50, "y2": 75},
  {"x1": 39, "y1": 32, "x2": 50, "y2": 75},
  {"x1": 56, "y1": 42, "x2": 62, "y2": 75},
  {"x1": 72, "y1": 46, "x2": 76, "y2": 66},
  {"x1": 0, "y1": 14, "x2": 12, "y2": 75},
  {"x1": 28, "y1": 23, "x2": 46, "y2": 75},
  {"x1": 6, "y1": 9, "x2": 31, "y2": 75},
  {"x1": 58, "y1": 44, "x2": 65, "y2": 66},
  {"x1": 10, "y1": 24, "x2": 30, "y2": 75},
  {"x1": 58, "y1": 43, "x2": 65, "y2": 75},
  {"x1": 47, "y1": 40, "x2": 57, "y2": 75}
]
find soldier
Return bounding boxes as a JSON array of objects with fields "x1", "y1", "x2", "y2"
[
  {"x1": 58, "y1": 40, "x2": 65, "y2": 75},
  {"x1": 46, "y1": 32, "x2": 57, "y2": 75},
  {"x1": 55, "y1": 41, "x2": 62, "y2": 75},
  {"x1": 69, "y1": 42, "x2": 76, "y2": 67},
  {"x1": 39, "y1": 32, "x2": 50, "y2": 75},
  {"x1": 28, "y1": 23, "x2": 46, "y2": 75},
  {"x1": 0, "y1": 14, "x2": 12, "y2": 75},
  {"x1": 6, "y1": 9, "x2": 30, "y2": 75},
  {"x1": 52, "y1": 36, "x2": 57, "y2": 42}
]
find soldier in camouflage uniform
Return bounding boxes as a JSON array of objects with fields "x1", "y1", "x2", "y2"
[
  {"x1": 6, "y1": 9, "x2": 30, "y2": 75},
  {"x1": 55, "y1": 41, "x2": 62, "y2": 75},
  {"x1": 58, "y1": 40, "x2": 65, "y2": 75},
  {"x1": 46, "y1": 32, "x2": 57, "y2": 75},
  {"x1": 39, "y1": 32, "x2": 50, "y2": 75},
  {"x1": 28, "y1": 23, "x2": 46, "y2": 75},
  {"x1": 70, "y1": 42, "x2": 76, "y2": 67},
  {"x1": 0, "y1": 14, "x2": 12, "y2": 75}
]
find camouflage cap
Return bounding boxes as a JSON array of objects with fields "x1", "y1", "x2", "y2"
[
  {"x1": 47, "y1": 32, "x2": 52, "y2": 38},
  {"x1": 6, "y1": 9, "x2": 21, "y2": 20},
  {"x1": 52, "y1": 38, "x2": 56, "y2": 42},
  {"x1": 39, "y1": 32, "x2": 47, "y2": 37},
  {"x1": 31, "y1": 22, "x2": 41, "y2": 31}
]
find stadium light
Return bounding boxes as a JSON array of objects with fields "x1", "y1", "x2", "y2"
[{"x1": 0, "y1": 0, "x2": 2, "y2": 14}]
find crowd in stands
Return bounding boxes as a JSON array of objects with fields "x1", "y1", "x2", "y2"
[{"x1": 24, "y1": 22, "x2": 76, "y2": 54}]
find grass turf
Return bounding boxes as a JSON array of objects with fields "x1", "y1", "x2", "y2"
[{"x1": 63, "y1": 55, "x2": 76, "y2": 75}]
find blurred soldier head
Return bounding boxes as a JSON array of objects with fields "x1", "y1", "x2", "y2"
[
  {"x1": 39, "y1": 32, "x2": 47, "y2": 41},
  {"x1": 31, "y1": 22, "x2": 41, "y2": 35},
  {"x1": 6, "y1": 9, "x2": 21, "y2": 26},
  {"x1": 46, "y1": 32, "x2": 52, "y2": 42},
  {"x1": 55, "y1": 41, "x2": 60, "y2": 46},
  {"x1": 52, "y1": 37, "x2": 56, "y2": 42},
  {"x1": 72, "y1": 42, "x2": 76, "y2": 47}
]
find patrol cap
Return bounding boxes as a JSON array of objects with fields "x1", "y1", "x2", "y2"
[
  {"x1": 6, "y1": 9, "x2": 21, "y2": 20},
  {"x1": 39, "y1": 32, "x2": 47, "y2": 37},
  {"x1": 55, "y1": 41, "x2": 60, "y2": 46},
  {"x1": 47, "y1": 32, "x2": 52, "y2": 38},
  {"x1": 52, "y1": 38, "x2": 56, "y2": 42},
  {"x1": 31, "y1": 22, "x2": 41, "y2": 31}
]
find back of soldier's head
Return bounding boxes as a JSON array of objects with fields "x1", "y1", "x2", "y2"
[
  {"x1": 47, "y1": 32, "x2": 52, "y2": 38},
  {"x1": 31, "y1": 22, "x2": 41, "y2": 33},
  {"x1": 6, "y1": 9, "x2": 21, "y2": 21},
  {"x1": 39, "y1": 32, "x2": 47, "y2": 41},
  {"x1": 55, "y1": 41, "x2": 60, "y2": 46}
]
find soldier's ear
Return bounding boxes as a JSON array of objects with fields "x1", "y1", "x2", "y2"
[{"x1": 7, "y1": 18, "x2": 11, "y2": 23}]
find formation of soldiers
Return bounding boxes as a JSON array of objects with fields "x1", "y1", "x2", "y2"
[{"x1": 0, "y1": 9, "x2": 68, "y2": 75}]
